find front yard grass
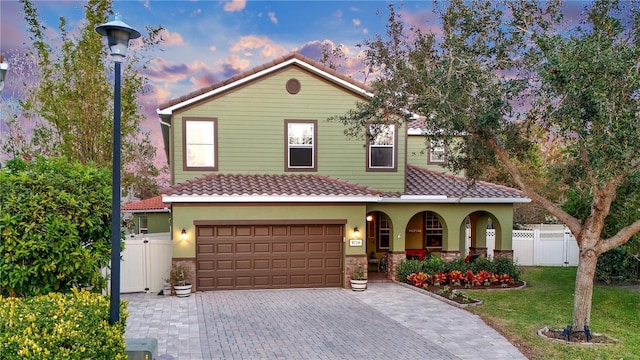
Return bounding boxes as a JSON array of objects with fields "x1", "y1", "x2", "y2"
[{"x1": 464, "y1": 266, "x2": 640, "y2": 360}]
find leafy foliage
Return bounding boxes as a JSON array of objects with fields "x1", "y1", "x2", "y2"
[
  {"x1": 1, "y1": 0, "x2": 166, "y2": 199},
  {"x1": 0, "y1": 157, "x2": 112, "y2": 297},
  {"x1": 595, "y1": 247, "x2": 640, "y2": 283},
  {"x1": 397, "y1": 256, "x2": 521, "y2": 283},
  {"x1": 0, "y1": 289, "x2": 127, "y2": 359}
]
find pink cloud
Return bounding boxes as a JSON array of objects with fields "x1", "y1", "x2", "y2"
[
  {"x1": 229, "y1": 35, "x2": 287, "y2": 59},
  {"x1": 223, "y1": 0, "x2": 246, "y2": 12},
  {"x1": 159, "y1": 29, "x2": 186, "y2": 46}
]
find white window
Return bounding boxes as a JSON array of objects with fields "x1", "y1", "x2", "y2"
[
  {"x1": 139, "y1": 216, "x2": 148, "y2": 234},
  {"x1": 378, "y1": 213, "x2": 391, "y2": 250},
  {"x1": 185, "y1": 118, "x2": 217, "y2": 170},
  {"x1": 428, "y1": 139, "x2": 446, "y2": 164},
  {"x1": 368, "y1": 124, "x2": 395, "y2": 169},
  {"x1": 287, "y1": 121, "x2": 316, "y2": 170}
]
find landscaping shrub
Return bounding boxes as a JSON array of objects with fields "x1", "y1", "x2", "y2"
[
  {"x1": 397, "y1": 259, "x2": 422, "y2": 283},
  {"x1": 420, "y1": 256, "x2": 445, "y2": 274},
  {"x1": 493, "y1": 256, "x2": 522, "y2": 281},
  {"x1": 0, "y1": 156, "x2": 112, "y2": 297},
  {"x1": 0, "y1": 289, "x2": 128, "y2": 359},
  {"x1": 468, "y1": 256, "x2": 496, "y2": 274},
  {"x1": 443, "y1": 258, "x2": 467, "y2": 273},
  {"x1": 596, "y1": 247, "x2": 639, "y2": 283}
]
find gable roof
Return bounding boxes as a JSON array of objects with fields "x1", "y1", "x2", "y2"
[
  {"x1": 162, "y1": 168, "x2": 528, "y2": 204},
  {"x1": 157, "y1": 52, "x2": 373, "y2": 115},
  {"x1": 122, "y1": 195, "x2": 171, "y2": 213}
]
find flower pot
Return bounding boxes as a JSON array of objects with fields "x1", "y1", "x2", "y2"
[
  {"x1": 163, "y1": 284, "x2": 172, "y2": 296},
  {"x1": 174, "y1": 284, "x2": 192, "y2": 297},
  {"x1": 350, "y1": 279, "x2": 368, "y2": 291}
]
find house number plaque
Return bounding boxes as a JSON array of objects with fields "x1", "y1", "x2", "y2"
[{"x1": 349, "y1": 239, "x2": 363, "y2": 246}]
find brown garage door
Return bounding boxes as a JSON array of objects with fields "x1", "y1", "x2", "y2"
[{"x1": 196, "y1": 223, "x2": 343, "y2": 290}]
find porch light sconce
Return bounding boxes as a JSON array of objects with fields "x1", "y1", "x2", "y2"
[
  {"x1": 180, "y1": 228, "x2": 188, "y2": 241},
  {"x1": 353, "y1": 226, "x2": 360, "y2": 239}
]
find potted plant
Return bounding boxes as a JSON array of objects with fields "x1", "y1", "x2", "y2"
[
  {"x1": 169, "y1": 263, "x2": 193, "y2": 297},
  {"x1": 349, "y1": 264, "x2": 367, "y2": 291}
]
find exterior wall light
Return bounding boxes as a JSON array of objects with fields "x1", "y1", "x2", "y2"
[
  {"x1": 353, "y1": 226, "x2": 360, "y2": 239},
  {"x1": 366, "y1": 215, "x2": 373, "y2": 222},
  {"x1": 180, "y1": 228, "x2": 188, "y2": 241}
]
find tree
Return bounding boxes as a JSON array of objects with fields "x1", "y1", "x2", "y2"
[
  {"x1": 1, "y1": 0, "x2": 165, "y2": 198},
  {"x1": 0, "y1": 157, "x2": 112, "y2": 297},
  {"x1": 334, "y1": 0, "x2": 640, "y2": 332}
]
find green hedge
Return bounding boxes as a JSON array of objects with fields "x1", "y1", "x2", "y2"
[{"x1": 0, "y1": 289, "x2": 128, "y2": 359}]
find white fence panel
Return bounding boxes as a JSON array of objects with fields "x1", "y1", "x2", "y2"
[
  {"x1": 121, "y1": 240, "x2": 146, "y2": 293},
  {"x1": 465, "y1": 226, "x2": 578, "y2": 267},
  {"x1": 119, "y1": 233, "x2": 172, "y2": 293}
]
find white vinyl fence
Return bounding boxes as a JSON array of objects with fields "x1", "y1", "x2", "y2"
[
  {"x1": 107, "y1": 233, "x2": 173, "y2": 294},
  {"x1": 467, "y1": 226, "x2": 579, "y2": 266}
]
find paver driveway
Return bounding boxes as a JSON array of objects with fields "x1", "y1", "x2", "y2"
[{"x1": 124, "y1": 283, "x2": 526, "y2": 359}]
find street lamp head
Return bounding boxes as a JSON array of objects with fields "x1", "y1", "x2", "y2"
[
  {"x1": 0, "y1": 55, "x2": 8, "y2": 92},
  {"x1": 95, "y1": 14, "x2": 141, "y2": 62}
]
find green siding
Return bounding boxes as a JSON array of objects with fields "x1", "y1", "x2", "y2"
[
  {"x1": 171, "y1": 66, "x2": 406, "y2": 192},
  {"x1": 171, "y1": 203, "x2": 367, "y2": 258},
  {"x1": 131, "y1": 212, "x2": 171, "y2": 234}
]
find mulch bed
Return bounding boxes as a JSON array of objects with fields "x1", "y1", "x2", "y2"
[
  {"x1": 397, "y1": 280, "x2": 526, "y2": 307},
  {"x1": 538, "y1": 327, "x2": 619, "y2": 345}
]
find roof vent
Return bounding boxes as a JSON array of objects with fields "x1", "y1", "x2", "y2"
[{"x1": 286, "y1": 78, "x2": 301, "y2": 94}]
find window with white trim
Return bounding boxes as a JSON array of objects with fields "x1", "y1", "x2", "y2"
[
  {"x1": 286, "y1": 121, "x2": 316, "y2": 170},
  {"x1": 184, "y1": 118, "x2": 217, "y2": 170},
  {"x1": 368, "y1": 124, "x2": 395, "y2": 169},
  {"x1": 428, "y1": 139, "x2": 446, "y2": 164},
  {"x1": 378, "y1": 213, "x2": 391, "y2": 250}
]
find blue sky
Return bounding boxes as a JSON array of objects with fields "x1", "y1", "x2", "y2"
[{"x1": 0, "y1": 0, "x2": 587, "y2": 168}]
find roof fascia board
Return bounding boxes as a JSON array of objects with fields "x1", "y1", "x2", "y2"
[
  {"x1": 157, "y1": 58, "x2": 373, "y2": 115},
  {"x1": 122, "y1": 208, "x2": 171, "y2": 213},
  {"x1": 380, "y1": 197, "x2": 530, "y2": 204},
  {"x1": 162, "y1": 195, "x2": 382, "y2": 203}
]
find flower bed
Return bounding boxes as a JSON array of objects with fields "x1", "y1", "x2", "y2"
[{"x1": 403, "y1": 269, "x2": 525, "y2": 307}]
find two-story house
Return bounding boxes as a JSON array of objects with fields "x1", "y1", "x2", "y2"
[{"x1": 157, "y1": 53, "x2": 528, "y2": 291}]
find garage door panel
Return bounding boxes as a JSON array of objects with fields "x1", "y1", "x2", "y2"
[
  {"x1": 235, "y1": 243, "x2": 252, "y2": 253},
  {"x1": 217, "y1": 260, "x2": 233, "y2": 270},
  {"x1": 290, "y1": 242, "x2": 306, "y2": 252},
  {"x1": 196, "y1": 224, "x2": 343, "y2": 291},
  {"x1": 254, "y1": 243, "x2": 270, "y2": 252},
  {"x1": 216, "y1": 227, "x2": 233, "y2": 237},
  {"x1": 235, "y1": 226, "x2": 252, "y2": 236},
  {"x1": 273, "y1": 243, "x2": 288, "y2": 252},
  {"x1": 217, "y1": 243, "x2": 233, "y2": 253}
]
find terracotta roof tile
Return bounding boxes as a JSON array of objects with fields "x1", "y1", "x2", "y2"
[
  {"x1": 157, "y1": 52, "x2": 372, "y2": 111},
  {"x1": 165, "y1": 173, "x2": 384, "y2": 197},
  {"x1": 122, "y1": 195, "x2": 171, "y2": 212},
  {"x1": 405, "y1": 166, "x2": 525, "y2": 199}
]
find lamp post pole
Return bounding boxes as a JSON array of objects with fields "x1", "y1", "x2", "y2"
[{"x1": 95, "y1": 15, "x2": 140, "y2": 325}]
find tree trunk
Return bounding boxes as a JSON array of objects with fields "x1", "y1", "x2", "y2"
[{"x1": 572, "y1": 245, "x2": 599, "y2": 330}]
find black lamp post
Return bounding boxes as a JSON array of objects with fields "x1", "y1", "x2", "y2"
[{"x1": 95, "y1": 14, "x2": 140, "y2": 326}]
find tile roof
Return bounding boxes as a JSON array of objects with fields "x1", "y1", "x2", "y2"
[
  {"x1": 405, "y1": 166, "x2": 525, "y2": 199},
  {"x1": 162, "y1": 167, "x2": 526, "y2": 203},
  {"x1": 157, "y1": 52, "x2": 373, "y2": 111},
  {"x1": 122, "y1": 196, "x2": 171, "y2": 212},
  {"x1": 164, "y1": 173, "x2": 384, "y2": 197}
]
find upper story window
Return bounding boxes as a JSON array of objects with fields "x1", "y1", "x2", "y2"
[
  {"x1": 368, "y1": 124, "x2": 396, "y2": 171},
  {"x1": 428, "y1": 139, "x2": 447, "y2": 164},
  {"x1": 286, "y1": 120, "x2": 316, "y2": 171},
  {"x1": 184, "y1": 117, "x2": 218, "y2": 171}
]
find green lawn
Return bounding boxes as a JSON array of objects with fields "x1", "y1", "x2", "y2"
[{"x1": 464, "y1": 267, "x2": 640, "y2": 360}]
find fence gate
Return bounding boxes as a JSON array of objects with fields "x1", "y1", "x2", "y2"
[{"x1": 120, "y1": 234, "x2": 173, "y2": 293}]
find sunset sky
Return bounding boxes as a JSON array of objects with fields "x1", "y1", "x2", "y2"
[{"x1": 0, "y1": 0, "x2": 589, "y2": 169}]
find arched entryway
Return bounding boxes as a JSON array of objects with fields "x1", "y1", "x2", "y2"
[
  {"x1": 462, "y1": 211, "x2": 507, "y2": 259},
  {"x1": 404, "y1": 211, "x2": 449, "y2": 260},
  {"x1": 365, "y1": 211, "x2": 393, "y2": 280}
]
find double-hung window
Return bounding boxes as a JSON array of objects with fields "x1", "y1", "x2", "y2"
[
  {"x1": 184, "y1": 118, "x2": 217, "y2": 171},
  {"x1": 368, "y1": 124, "x2": 396, "y2": 170},
  {"x1": 428, "y1": 139, "x2": 447, "y2": 164},
  {"x1": 286, "y1": 120, "x2": 316, "y2": 171}
]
